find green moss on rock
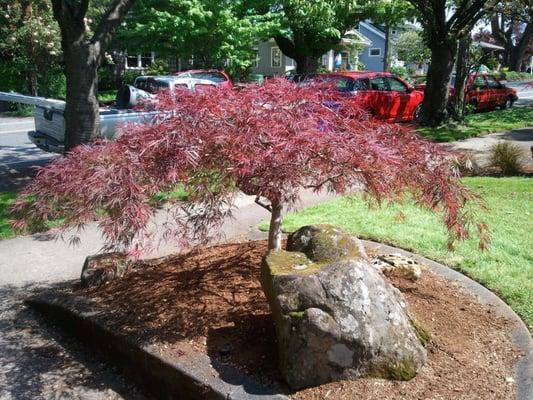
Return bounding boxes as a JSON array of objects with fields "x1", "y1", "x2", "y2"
[
  {"x1": 411, "y1": 318, "x2": 431, "y2": 347},
  {"x1": 287, "y1": 224, "x2": 366, "y2": 263},
  {"x1": 264, "y1": 251, "x2": 325, "y2": 276}
]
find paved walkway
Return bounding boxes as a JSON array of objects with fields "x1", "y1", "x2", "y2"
[
  {"x1": 445, "y1": 127, "x2": 533, "y2": 168},
  {"x1": 0, "y1": 190, "x2": 335, "y2": 399}
]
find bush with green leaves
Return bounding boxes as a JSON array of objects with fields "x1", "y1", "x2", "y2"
[{"x1": 488, "y1": 142, "x2": 525, "y2": 176}]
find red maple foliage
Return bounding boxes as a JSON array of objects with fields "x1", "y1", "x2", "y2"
[{"x1": 11, "y1": 78, "x2": 488, "y2": 254}]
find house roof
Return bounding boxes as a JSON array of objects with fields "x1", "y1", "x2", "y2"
[
  {"x1": 475, "y1": 41, "x2": 505, "y2": 51},
  {"x1": 359, "y1": 21, "x2": 386, "y2": 40},
  {"x1": 342, "y1": 29, "x2": 371, "y2": 46}
]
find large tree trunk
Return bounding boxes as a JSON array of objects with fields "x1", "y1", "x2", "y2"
[
  {"x1": 383, "y1": 25, "x2": 391, "y2": 72},
  {"x1": 419, "y1": 40, "x2": 457, "y2": 126},
  {"x1": 268, "y1": 201, "x2": 283, "y2": 251},
  {"x1": 295, "y1": 55, "x2": 320, "y2": 74},
  {"x1": 509, "y1": 24, "x2": 533, "y2": 71},
  {"x1": 451, "y1": 36, "x2": 471, "y2": 122},
  {"x1": 63, "y1": 42, "x2": 100, "y2": 151}
]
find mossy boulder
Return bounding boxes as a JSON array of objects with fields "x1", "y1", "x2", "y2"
[
  {"x1": 261, "y1": 225, "x2": 426, "y2": 390},
  {"x1": 287, "y1": 224, "x2": 368, "y2": 263},
  {"x1": 81, "y1": 252, "x2": 132, "y2": 288}
]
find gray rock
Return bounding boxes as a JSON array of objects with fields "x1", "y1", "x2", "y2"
[
  {"x1": 371, "y1": 254, "x2": 423, "y2": 281},
  {"x1": 287, "y1": 224, "x2": 368, "y2": 262},
  {"x1": 80, "y1": 253, "x2": 132, "y2": 288},
  {"x1": 261, "y1": 226, "x2": 426, "y2": 390}
]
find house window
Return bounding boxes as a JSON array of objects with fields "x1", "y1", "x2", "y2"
[
  {"x1": 252, "y1": 48, "x2": 259, "y2": 68},
  {"x1": 271, "y1": 47, "x2": 282, "y2": 68},
  {"x1": 126, "y1": 53, "x2": 139, "y2": 69},
  {"x1": 369, "y1": 48, "x2": 381, "y2": 57},
  {"x1": 141, "y1": 52, "x2": 154, "y2": 67}
]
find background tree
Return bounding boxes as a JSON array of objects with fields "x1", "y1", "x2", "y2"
[
  {"x1": 116, "y1": 0, "x2": 278, "y2": 78},
  {"x1": 394, "y1": 30, "x2": 431, "y2": 67},
  {"x1": 0, "y1": 0, "x2": 63, "y2": 98},
  {"x1": 369, "y1": 0, "x2": 415, "y2": 71},
  {"x1": 408, "y1": 0, "x2": 492, "y2": 126},
  {"x1": 269, "y1": 0, "x2": 368, "y2": 74},
  {"x1": 488, "y1": 0, "x2": 532, "y2": 71},
  {"x1": 12, "y1": 79, "x2": 487, "y2": 254},
  {"x1": 50, "y1": 0, "x2": 136, "y2": 152}
]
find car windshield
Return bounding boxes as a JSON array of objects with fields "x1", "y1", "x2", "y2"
[{"x1": 180, "y1": 72, "x2": 227, "y2": 83}]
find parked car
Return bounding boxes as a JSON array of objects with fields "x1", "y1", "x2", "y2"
[
  {"x1": 311, "y1": 72, "x2": 424, "y2": 122},
  {"x1": 0, "y1": 76, "x2": 218, "y2": 154},
  {"x1": 174, "y1": 69, "x2": 233, "y2": 89},
  {"x1": 414, "y1": 73, "x2": 518, "y2": 111}
]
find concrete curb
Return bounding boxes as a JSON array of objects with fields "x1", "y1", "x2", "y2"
[
  {"x1": 26, "y1": 240, "x2": 532, "y2": 400},
  {"x1": 362, "y1": 239, "x2": 533, "y2": 400},
  {"x1": 25, "y1": 292, "x2": 288, "y2": 400}
]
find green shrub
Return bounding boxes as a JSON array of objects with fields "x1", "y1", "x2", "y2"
[
  {"x1": 390, "y1": 65, "x2": 409, "y2": 80},
  {"x1": 488, "y1": 142, "x2": 525, "y2": 176}
]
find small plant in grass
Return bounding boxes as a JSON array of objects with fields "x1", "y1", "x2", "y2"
[
  {"x1": 11, "y1": 79, "x2": 488, "y2": 255},
  {"x1": 488, "y1": 142, "x2": 525, "y2": 176}
]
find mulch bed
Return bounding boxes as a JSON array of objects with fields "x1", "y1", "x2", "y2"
[{"x1": 76, "y1": 240, "x2": 521, "y2": 400}]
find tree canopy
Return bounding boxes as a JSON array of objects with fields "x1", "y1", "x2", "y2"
[
  {"x1": 12, "y1": 80, "x2": 488, "y2": 254},
  {"x1": 117, "y1": 0, "x2": 279, "y2": 77}
]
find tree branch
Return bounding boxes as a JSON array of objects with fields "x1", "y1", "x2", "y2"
[
  {"x1": 274, "y1": 34, "x2": 297, "y2": 59},
  {"x1": 255, "y1": 196, "x2": 272, "y2": 212},
  {"x1": 92, "y1": 0, "x2": 136, "y2": 56}
]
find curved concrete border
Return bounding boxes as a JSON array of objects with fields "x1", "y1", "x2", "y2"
[
  {"x1": 26, "y1": 240, "x2": 532, "y2": 400},
  {"x1": 362, "y1": 239, "x2": 533, "y2": 400},
  {"x1": 26, "y1": 292, "x2": 288, "y2": 400}
]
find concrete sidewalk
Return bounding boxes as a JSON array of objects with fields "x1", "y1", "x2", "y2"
[
  {"x1": 0, "y1": 190, "x2": 336, "y2": 399},
  {"x1": 0, "y1": 190, "x2": 335, "y2": 286},
  {"x1": 445, "y1": 127, "x2": 533, "y2": 168}
]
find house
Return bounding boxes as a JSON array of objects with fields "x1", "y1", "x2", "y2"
[
  {"x1": 250, "y1": 21, "x2": 415, "y2": 77},
  {"x1": 251, "y1": 29, "x2": 371, "y2": 77},
  {"x1": 356, "y1": 21, "x2": 387, "y2": 72}
]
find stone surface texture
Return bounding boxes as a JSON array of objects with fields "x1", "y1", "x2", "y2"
[
  {"x1": 261, "y1": 225, "x2": 427, "y2": 390},
  {"x1": 371, "y1": 254, "x2": 423, "y2": 281},
  {"x1": 80, "y1": 253, "x2": 132, "y2": 288}
]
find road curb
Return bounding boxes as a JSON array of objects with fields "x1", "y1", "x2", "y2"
[
  {"x1": 362, "y1": 239, "x2": 533, "y2": 400},
  {"x1": 25, "y1": 293, "x2": 288, "y2": 400}
]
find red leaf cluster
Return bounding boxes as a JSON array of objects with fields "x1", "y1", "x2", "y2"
[{"x1": 11, "y1": 78, "x2": 488, "y2": 254}]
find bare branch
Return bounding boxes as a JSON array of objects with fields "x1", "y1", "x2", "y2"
[{"x1": 255, "y1": 196, "x2": 272, "y2": 212}]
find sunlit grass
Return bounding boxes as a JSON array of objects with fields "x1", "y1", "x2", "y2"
[
  {"x1": 261, "y1": 177, "x2": 533, "y2": 331},
  {"x1": 417, "y1": 108, "x2": 533, "y2": 142}
]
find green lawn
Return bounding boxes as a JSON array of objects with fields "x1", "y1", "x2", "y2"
[
  {"x1": 0, "y1": 185, "x2": 189, "y2": 240},
  {"x1": 262, "y1": 177, "x2": 533, "y2": 331},
  {"x1": 0, "y1": 191, "x2": 18, "y2": 239},
  {"x1": 97, "y1": 90, "x2": 117, "y2": 103},
  {"x1": 417, "y1": 107, "x2": 533, "y2": 142}
]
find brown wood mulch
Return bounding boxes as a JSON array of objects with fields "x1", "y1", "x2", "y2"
[{"x1": 77, "y1": 240, "x2": 521, "y2": 400}]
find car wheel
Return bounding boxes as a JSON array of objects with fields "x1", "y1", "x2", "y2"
[
  {"x1": 414, "y1": 104, "x2": 422, "y2": 121},
  {"x1": 501, "y1": 96, "x2": 514, "y2": 110}
]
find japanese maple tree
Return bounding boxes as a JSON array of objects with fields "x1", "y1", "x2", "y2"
[{"x1": 12, "y1": 79, "x2": 487, "y2": 254}]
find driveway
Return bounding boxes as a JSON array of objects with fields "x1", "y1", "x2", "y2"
[{"x1": 0, "y1": 114, "x2": 56, "y2": 191}]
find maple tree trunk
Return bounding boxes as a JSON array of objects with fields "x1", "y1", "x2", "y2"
[
  {"x1": 63, "y1": 42, "x2": 100, "y2": 151},
  {"x1": 419, "y1": 39, "x2": 457, "y2": 127},
  {"x1": 268, "y1": 200, "x2": 283, "y2": 251}
]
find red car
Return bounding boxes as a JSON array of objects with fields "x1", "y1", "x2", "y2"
[
  {"x1": 318, "y1": 72, "x2": 424, "y2": 122},
  {"x1": 174, "y1": 69, "x2": 233, "y2": 89},
  {"x1": 415, "y1": 73, "x2": 518, "y2": 111}
]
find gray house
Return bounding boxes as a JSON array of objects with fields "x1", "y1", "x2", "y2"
[
  {"x1": 251, "y1": 29, "x2": 371, "y2": 77},
  {"x1": 357, "y1": 21, "x2": 387, "y2": 72},
  {"x1": 251, "y1": 21, "x2": 412, "y2": 77}
]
